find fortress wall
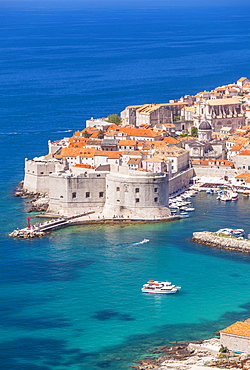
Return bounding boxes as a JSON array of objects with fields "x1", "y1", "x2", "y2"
[
  {"x1": 193, "y1": 167, "x2": 237, "y2": 179},
  {"x1": 23, "y1": 159, "x2": 60, "y2": 193},
  {"x1": 169, "y1": 168, "x2": 194, "y2": 196},
  {"x1": 102, "y1": 171, "x2": 170, "y2": 219},
  {"x1": 48, "y1": 171, "x2": 106, "y2": 216}
]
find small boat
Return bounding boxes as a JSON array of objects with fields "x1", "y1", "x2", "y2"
[
  {"x1": 179, "y1": 212, "x2": 189, "y2": 218},
  {"x1": 141, "y1": 280, "x2": 181, "y2": 294},
  {"x1": 142, "y1": 239, "x2": 149, "y2": 243},
  {"x1": 185, "y1": 207, "x2": 195, "y2": 212},
  {"x1": 217, "y1": 190, "x2": 238, "y2": 201},
  {"x1": 243, "y1": 193, "x2": 249, "y2": 197},
  {"x1": 216, "y1": 228, "x2": 245, "y2": 237},
  {"x1": 206, "y1": 189, "x2": 214, "y2": 194}
]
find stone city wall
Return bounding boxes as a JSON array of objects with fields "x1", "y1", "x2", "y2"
[
  {"x1": 48, "y1": 170, "x2": 107, "y2": 216},
  {"x1": 23, "y1": 159, "x2": 64, "y2": 194},
  {"x1": 169, "y1": 168, "x2": 194, "y2": 196},
  {"x1": 193, "y1": 167, "x2": 237, "y2": 179},
  {"x1": 102, "y1": 169, "x2": 170, "y2": 219}
]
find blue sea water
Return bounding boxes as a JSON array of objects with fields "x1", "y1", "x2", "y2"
[{"x1": 1, "y1": 2, "x2": 250, "y2": 369}]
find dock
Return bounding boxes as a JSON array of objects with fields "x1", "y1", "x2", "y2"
[{"x1": 9, "y1": 211, "x2": 95, "y2": 238}]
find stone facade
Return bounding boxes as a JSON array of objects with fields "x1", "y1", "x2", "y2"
[
  {"x1": 220, "y1": 332, "x2": 250, "y2": 353},
  {"x1": 24, "y1": 158, "x2": 65, "y2": 193}
]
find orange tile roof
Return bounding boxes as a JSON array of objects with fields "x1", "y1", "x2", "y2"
[
  {"x1": 230, "y1": 144, "x2": 243, "y2": 151},
  {"x1": 164, "y1": 137, "x2": 180, "y2": 144},
  {"x1": 220, "y1": 321, "x2": 250, "y2": 337},
  {"x1": 95, "y1": 150, "x2": 122, "y2": 159},
  {"x1": 235, "y1": 173, "x2": 250, "y2": 180},
  {"x1": 239, "y1": 150, "x2": 250, "y2": 155},
  {"x1": 238, "y1": 77, "x2": 248, "y2": 82},
  {"x1": 56, "y1": 148, "x2": 96, "y2": 158},
  {"x1": 73, "y1": 164, "x2": 94, "y2": 169},
  {"x1": 118, "y1": 140, "x2": 138, "y2": 145}
]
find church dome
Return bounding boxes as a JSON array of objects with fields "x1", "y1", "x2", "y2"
[{"x1": 199, "y1": 120, "x2": 212, "y2": 130}]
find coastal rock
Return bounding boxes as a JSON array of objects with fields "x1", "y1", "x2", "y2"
[{"x1": 191, "y1": 232, "x2": 250, "y2": 254}]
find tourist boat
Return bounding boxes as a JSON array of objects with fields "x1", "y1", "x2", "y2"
[
  {"x1": 142, "y1": 239, "x2": 149, "y2": 243},
  {"x1": 141, "y1": 280, "x2": 181, "y2": 294}
]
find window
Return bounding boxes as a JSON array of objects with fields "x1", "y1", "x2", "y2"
[
  {"x1": 40, "y1": 172, "x2": 44, "y2": 174},
  {"x1": 99, "y1": 192, "x2": 104, "y2": 198},
  {"x1": 86, "y1": 192, "x2": 90, "y2": 198},
  {"x1": 154, "y1": 188, "x2": 158, "y2": 193},
  {"x1": 136, "y1": 198, "x2": 140, "y2": 203},
  {"x1": 116, "y1": 187, "x2": 120, "y2": 191},
  {"x1": 60, "y1": 195, "x2": 63, "y2": 198},
  {"x1": 135, "y1": 188, "x2": 139, "y2": 193},
  {"x1": 97, "y1": 174, "x2": 101, "y2": 177},
  {"x1": 72, "y1": 192, "x2": 77, "y2": 198},
  {"x1": 154, "y1": 197, "x2": 158, "y2": 202}
]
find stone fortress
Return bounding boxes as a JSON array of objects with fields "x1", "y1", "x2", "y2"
[{"x1": 23, "y1": 77, "x2": 250, "y2": 220}]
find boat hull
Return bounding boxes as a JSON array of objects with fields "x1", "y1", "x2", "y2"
[{"x1": 141, "y1": 289, "x2": 177, "y2": 294}]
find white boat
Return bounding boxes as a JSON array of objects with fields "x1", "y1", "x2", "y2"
[
  {"x1": 179, "y1": 212, "x2": 189, "y2": 218},
  {"x1": 206, "y1": 189, "x2": 215, "y2": 194},
  {"x1": 217, "y1": 190, "x2": 238, "y2": 201},
  {"x1": 216, "y1": 228, "x2": 245, "y2": 237},
  {"x1": 185, "y1": 207, "x2": 195, "y2": 212},
  {"x1": 141, "y1": 280, "x2": 181, "y2": 294},
  {"x1": 142, "y1": 239, "x2": 149, "y2": 243}
]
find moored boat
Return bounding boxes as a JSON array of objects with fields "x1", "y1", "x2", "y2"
[{"x1": 141, "y1": 280, "x2": 181, "y2": 294}]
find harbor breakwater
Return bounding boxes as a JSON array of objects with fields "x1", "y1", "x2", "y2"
[{"x1": 191, "y1": 232, "x2": 250, "y2": 254}]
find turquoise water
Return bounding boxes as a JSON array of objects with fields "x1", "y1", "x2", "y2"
[
  {"x1": 1, "y1": 193, "x2": 250, "y2": 369},
  {"x1": 1, "y1": 2, "x2": 250, "y2": 369}
]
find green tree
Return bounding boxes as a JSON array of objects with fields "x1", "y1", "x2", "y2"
[
  {"x1": 97, "y1": 130, "x2": 105, "y2": 139},
  {"x1": 173, "y1": 115, "x2": 181, "y2": 121},
  {"x1": 107, "y1": 114, "x2": 122, "y2": 125},
  {"x1": 84, "y1": 131, "x2": 91, "y2": 138},
  {"x1": 191, "y1": 126, "x2": 198, "y2": 137}
]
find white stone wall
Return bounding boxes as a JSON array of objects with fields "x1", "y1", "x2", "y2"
[
  {"x1": 24, "y1": 159, "x2": 64, "y2": 193},
  {"x1": 169, "y1": 168, "x2": 194, "y2": 195},
  {"x1": 193, "y1": 167, "x2": 237, "y2": 179},
  {"x1": 48, "y1": 170, "x2": 107, "y2": 216},
  {"x1": 220, "y1": 333, "x2": 250, "y2": 353},
  {"x1": 102, "y1": 167, "x2": 170, "y2": 219},
  {"x1": 234, "y1": 153, "x2": 250, "y2": 172}
]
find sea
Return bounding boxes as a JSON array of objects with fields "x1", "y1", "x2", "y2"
[{"x1": 0, "y1": 1, "x2": 250, "y2": 369}]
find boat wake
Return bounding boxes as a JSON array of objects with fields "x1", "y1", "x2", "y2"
[{"x1": 129, "y1": 239, "x2": 149, "y2": 247}]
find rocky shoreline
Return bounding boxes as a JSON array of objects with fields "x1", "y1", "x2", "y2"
[
  {"x1": 131, "y1": 338, "x2": 250, "y2": 370},
  {"x1": 191, "y1": 232, "x2": 250, "y2": 254},
  {"x1": 14, "y1": 181, "x2": 49, "y2": 213}
]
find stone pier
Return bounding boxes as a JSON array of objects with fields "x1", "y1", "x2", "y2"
[{"x1": 191, "y1": 231, "x2": 250, "y2": 253}]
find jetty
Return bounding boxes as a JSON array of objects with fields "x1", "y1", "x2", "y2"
[
  {"x1": 191, "y1": 231, "x2": 250, "y2": 254},
  {"x1": 9, "y1": 211, "x2": 95, "y2": 239}
]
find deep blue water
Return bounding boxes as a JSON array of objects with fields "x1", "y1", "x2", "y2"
[{"x1": 1, "y1": 3, "x2": 250, "y2": 369}]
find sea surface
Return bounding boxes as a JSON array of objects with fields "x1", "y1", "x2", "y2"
[{"x1": 1, "y1": 2, "x2": 250, "y2": 369}]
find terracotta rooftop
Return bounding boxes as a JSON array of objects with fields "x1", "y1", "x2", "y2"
[{"x1": 220, "y1": 320, "x2": 250, "y2": 338}]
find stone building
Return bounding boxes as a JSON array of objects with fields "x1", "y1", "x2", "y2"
[
  {"x1": 193, "y1": 97, "x2": 245, "y2": 132},
  {"x1": 220, "y1": 319, "x2": 250, "y2": 353},
  {"x1": 120, "y1": 102, "x2": 187, "y2": 127}
]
